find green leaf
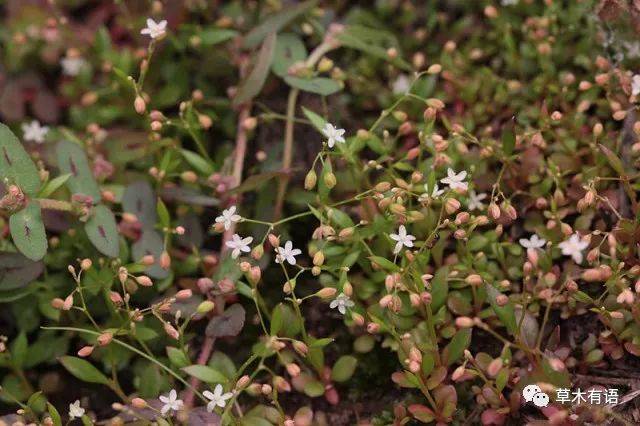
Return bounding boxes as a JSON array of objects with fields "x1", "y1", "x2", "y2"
[
  {"x1": 182, "y1": 365, "x2": 227, "y2": 384},
  {"x1": 486, "y1": 284, "x2": 517, "y2": 335},
  {"x1": 598, "y1": 143, "x2": 626, "y2": 176},
  {"x1": 38, "y1": 173, "x2": 71, "y2": 198},
  {"x1": 56, "y1": 140, "x2": 101, "y2": 201},
  {"x1": 272, "y1": 33, "x2": 307, "y2": 77},
  {"x1": 132, "y1": 230, "x2": 169, "y2": 279},
  {"x1": 234, "y1": 33, "x2": 277, "y2": 106},
  {"x1": 0, "y1": 123, "x2": 40, "y2": 195},
  {"x1": 122, "y1": 181, "x2": 157, "y2": 227},
  {"x1": 243, "y1": 0, "x2": 318, "y2": 48},
  {"x1": 11, "y1": 332, "x2": 28, "y2": 369},
  {"x1": 0, "y1": 252, "x2": 44, "y2": 290},
  {"x1": 430, "y1": 267, "x2": 449, "y2": 313},
  {"x1": 336, "y1": 25, "x2": 411, "y2": 71},
  {"x1": 284, "y1": 76, "x2": 342, "y2": 95},
  {"x1": 181, "y1": 149, "x2": 215, "y2": 176},
  {"x1": 84, "y1": 205, "x2": 120, "y2": 257},
  {"x1": 369, "y1": 256, "x2": 400, "y2": 272},
  {"x1": 331, "y1": 355, "x2": 358, "y2": 382},
  {"x1": 502, "y1": 121, "x2": 515, "y2": 156},
  {"x1": 59, "y1": 356, "x2": 110, "y2": 385},
  {"x1": 156, "y1": 198, "x2": 170, "y2": 229},
  {"x1": 200, "y1": 28, "x2": 238, "y2": 45},
  {"x1": 270, "y1": 303, "x2": 284, "y2": 335},
  {"x1": 9, "y1": 201, "x2": 47, "y2": 261},
  {"x1": 444, "y1": 329, "x2": 471, "y2": 366},
  {"x1": 302, "y1": 107, "x2": 327, "y2": 132},
  {"x1": 47, "y1": 402, "x2": 63, "y2": 426},
  {"x1": 309, "y1": 337, "x2": 334, "y2": 348},
  {"x1": 303, "y1": 378, "x2": 325, "y2": 397},
  {"x1": 166, "y1": 347, "x2": 190, "y2": 368}
]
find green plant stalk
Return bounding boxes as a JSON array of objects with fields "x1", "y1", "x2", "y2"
[{"x1": 42, "y1": 326, "x2": 206, "y2": 402}]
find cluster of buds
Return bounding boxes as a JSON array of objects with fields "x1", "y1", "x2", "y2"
[{"x1": 0, "y1": 184, "x2": 25, "y2": 212}]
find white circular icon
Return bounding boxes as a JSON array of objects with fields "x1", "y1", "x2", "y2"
[
  {"x1": 523, "y1": 384, "x2": 542, "y2": 402},
  {"x1": 532, "y1": 392, "x2": 550, "y2": 407}
]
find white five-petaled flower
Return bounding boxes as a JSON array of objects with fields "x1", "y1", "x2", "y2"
[
  {"x1": 322, "y1": 123, "x2": 346, "y2": 148},
  {"x1": 275, "y1": 241, "x2": 302, "y2": 265},
  {"x1": 159, "y1": 389, "x2": 183, "y2": 416},
  {"x1": 68, "y1": 400, "x2": 85, "y2": 419},
  {"x1": 61, "y1": 56, "x2": 87, "y2": 76},
  {"x1": 203, "y1": 384, "x2": 234, "y2": 412},
  {"x1": 519, "y1": 234, "x2": 546, "y2": 249},
  {"x1": 215, "y1": 206, "x2": 242, "y2": 230},
  {"x1": 389, "y1": 225, "x2": 416, "y2": 255},
  {"x1": 440, "y1": 168, "x2": 468, "y2": 192},
  {"x1": 558, "y1": 233, "x2": 589, "y2": 264},
  {"x1": 633, "y1": 74, "x2": 640, "y2": 96},
  {"x1": 467, "y1": 190, "x2": 487, "y2": 211},
  {"x1": 140, "y1": 18, "x2": 168, "y2": 39},
  {"x1": 22, "y1": 120, "x2": 49, "y2": 144},
  {"x1": 225, "y1": 234, "x2": 253, "y2": 259},
  {"x1": 330, "y1": 292, "x2": 355, "y2": 315}
]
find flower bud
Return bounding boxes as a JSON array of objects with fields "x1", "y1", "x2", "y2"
[
  {"x1": 131, "y1": 398, "x2": 147, "y2": 409},
  {"x1": 445, "y1": 198, "x2": 461, "y2": 214},
  {"x1": 77, "y1": 345, "x2": 94, "y2": 357},
  {"x1": 323, "y1": 172, "x2": 336, "y2": 189},
  {"x1": 136, "y1": 275, "x2": 153, "y2": 287},
  {"x1": 164, "y1": 323, "x2": 179, "y2": 340},
  {"x1": 175, "y1": 289, "x2": 193, "y2": 300},
  {"x1": 316, "y1": 287, "x2": 337, "y2": 299},
  {"x1": 197, "y1": 300, "x2": 215, "y2": 314},
  {"x1": 304, "y1": 170, "x2": 317, "y2": 190},
  {"x1": 134, "y1": 96, "x2": 146, "y2": 114},
  {"x1": 97, "y1": 332, "x2": 113, "y2": 346}
]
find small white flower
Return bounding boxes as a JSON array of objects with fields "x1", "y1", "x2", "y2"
[
  {"x1": 215, "y1": 206, "x2": 241, "y2": 230},
  {"x1": 632, "y1": 74, "x2": 640, "y2": 96},
  {"x1": 467, "y1": 190, "x2": 487, "y2": 211},
  {"x1": 558, "y1": 233, "x2": 589, "y2": 264},
  {"x1": 68, "y1": 400, "x2": 85, "y2": 419},
  {"x1": 426, "y1": 184, "x2": 445, "y2": 198},
  {"x1": 61, "y1": 56, "x2": 87, "y2": 76},
  {"x1": 329, "y1": 292, "x2": 354, "y2": 315},
  {"x1": 440, "y1": 168, "x2": 468, "y2": 192},
  {"x1": 322, "y1": 123, "x2": 346, "y2": 148},
  {"x1": 519, "y1": 234, "x2": 546, "y2": 249},
  {"x1": 22, "y1": 120, "x2": 49, "y2": 144},
  {"x1": 392, "y1": 74, "x2": 411, "y2": 95},
  {"x1": 501, "y1": 0, "x2": 518, "y2": 5},
  {"x1": 203, "y1": 384, "x2": 233, "y2": 412},
  {"x1": 225, "y1": 234, "x2": 253, "y2": 259},
  {"x1": 159, "y1": 389, "x2": 183, "y2": 416},
  {"x1": 624, "y1": 41, "x2": 640, "y2": 59},
  {"x1": 389, "y1": 225, "x2": 416, "y2": 255},
  {"x1": 275, "y1": 241, "x2": 302, "y2": 265},
  {"x1": 140, "y1": 18, "x2": 168, "y2": 39}
]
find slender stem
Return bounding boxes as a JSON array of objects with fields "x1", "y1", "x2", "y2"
[{"x1": 42, "y1": 326, "x2": 206, "y2": 402}]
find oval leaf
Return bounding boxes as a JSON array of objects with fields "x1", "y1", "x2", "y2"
[
  {"x1": 0, "y1": 123, "x2": 40, "y2": 195},
  {"x1": 272, "y1": 33, "x2": 307, "y2": 78},
  {"x1": 182, "y1": 365, "x2": 227, "y2": 384},
  {"x1": 59, "y1": 356, "x2": 110, "y2": 385},
  {"x1": 9, "y1": 201, "x2": 47, "y2": 261},
  {"x1": 56, "y1": 140, "x2": 101, "y2": 201},
  {"x1": 234, "y1": 33, "x2": 277, "y2": 106},
  {"x1": 84, "y1": 205, "x2": 119, "y2": 257},
  {"x1": 283, "y1": 76, "x2": 342, "y2": 96},
  {"x1": 331, "y1": 355, "x2": 358, "y2": 382}
]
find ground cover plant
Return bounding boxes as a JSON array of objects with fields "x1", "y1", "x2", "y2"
[{"x1": 2, "y1": 0, "x2": 640, "y2": 424}]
